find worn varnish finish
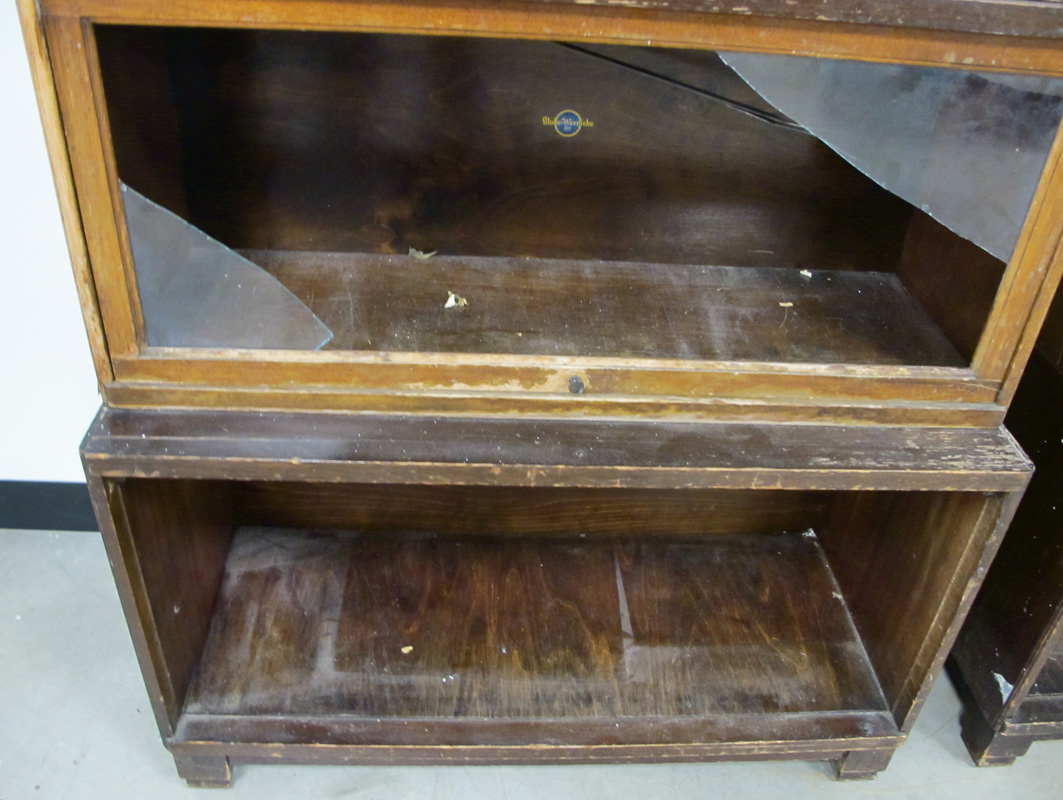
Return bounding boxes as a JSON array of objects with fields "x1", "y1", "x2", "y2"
[
  {"x1": 179, "y1": 529, "x2": 887, "y2": 730},
  {"x1": 80, "y1": 408, "x2": 1030, "y2": 783},
  {"x1": 25, "y1": 0, "x2": 1063, "y2": 420},
  {"x1": 253, "y1": 252, "x2": 962, "y2": 366},
  {"x1": 81, "y1": 407, "x2": 1032, "y2": 492},
  {"x1": 25, "y1": 0, "x2": 1062, "y2": 787},
  {"x1": 97, "y1": 30, "x2": 912, "y2": 272},
  {"x1": 950, "y1": 350, "x2": 1063, "y2": 765}
]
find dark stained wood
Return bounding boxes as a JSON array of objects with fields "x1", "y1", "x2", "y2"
[
  {"x1": 172, "y1": 754, "x2": 232, "y2": 788},
  {"x1": 897, "y1": 211, "x2": 1006, "y2": 363},
  {"x1": 1031, "y1": 647, "x2": 1063, "y2": 696},
  {"x1": 98, "y1": 29, "x2": 913, "y2": 273},
  {"x1": 831, "y1": 747, "x2": 894, "y2": 780},
  {"x1": 42, "y1": 0, "x2": 1063, "y2": 52},
  {"x1": 179, "y1": 528, "x2": 889, "y2": 738},
  {"x1": 93, "y1": 26, "x2": 189, "y2": 220},
  {"x1": 81, "y1": 407, "x2": 1032, "y2": 492},
  {"x1": 235, "y1": 483, "x2": 830, "y2": 538},
  {"x1": 949, "y1": 348, "x2": 1063, "y2": 765},
  {"x1": 250, "y1": 251, "x2": 964, "y2": 367},
  {"x1": 502, "y1": 0, "x2": 1063, "y2": 41},
  {"x1": 109, "y1": 479, "x2": 235, "y2": 728},
  {"x1": 819, "y1": 489, "x2": 1017, "y2": 731},
  {"x1": 78, "y1": 407, "x2": 1028, "y2": 782}
]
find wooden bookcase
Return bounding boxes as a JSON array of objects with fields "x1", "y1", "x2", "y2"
[
  {"x1": 82, "y1": 409, "x2": 1030, "y2": 785},
  {"x1": 18, "y1": 0, "x2": 1063, "y2": 786},
  {"x1": 950, "y1": 316, "x2": 1063, "y2": 766}
]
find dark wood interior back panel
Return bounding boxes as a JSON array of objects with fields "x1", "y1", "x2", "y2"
[
  {"x1": 253, "y1": 251, "x2": 965, "y2": 365},
  {"x1": 183, "y1": 528, "x2": 887, "y2": 730},
  {"x1": 896, "y1": 211, "x2": 1006, "y2": 363},
  {"x1": 233, "y1": 483, "x2": 831, "y2": 537},
  {"x1": 819, "y1": 490, "x2": 1006, "y2": 730},
  {"x1": 94, "y1": 25, "x2": 189, "y2": 219},
  {"x1": 116, "y1": 478, "x2": 235, "y2": 727},
  {"x1": 95, "y1": 27, "x2": 915, "y2": 270}
]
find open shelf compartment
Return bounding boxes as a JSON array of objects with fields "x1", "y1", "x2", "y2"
[
  {"x1": 82, "y1": 409, "x2": 1031, "y2": 783},
  {"x1": 178, "y1": 525, "x2": 893, "y2": 748},
  {"x1": 89, "y1": 26, "x2": 1059, "y2": 374}
]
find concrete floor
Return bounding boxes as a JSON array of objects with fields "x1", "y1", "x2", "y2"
[{"x1": 1, "y1": 528, "x2": 1060, "y2": 799}]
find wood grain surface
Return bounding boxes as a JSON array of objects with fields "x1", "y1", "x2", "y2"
[
  {"x1": 250, "y1": 251, "x2": 963, "y2": 366},
  {"x1": 180, "y1": 528, "x2": 888, "y2": 735},
  {"x1": 81, "y1": 408, "x2": 1033, "y2": 491},
  {"x1": 96, "y1": 29, "x2": 912, "y2": 272}
]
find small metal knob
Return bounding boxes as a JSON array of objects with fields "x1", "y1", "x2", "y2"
[{"x1": 568, "y1": 375, "x2": 585, "y2": 394}]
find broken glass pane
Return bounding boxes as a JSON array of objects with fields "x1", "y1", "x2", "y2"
[
  {"x1": 122, "y1": 184, "x2": 333, "y2": 349},
  {"x1": 721, "y1": 54, "x2": 1063, "y2": 262}
]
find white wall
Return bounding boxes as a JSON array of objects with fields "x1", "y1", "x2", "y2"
[{"x1": 1, "y1": 4, "x2": 103, "y2": 482}]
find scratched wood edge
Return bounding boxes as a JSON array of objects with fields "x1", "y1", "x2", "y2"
[
  {"x1": 35, "y1": 0, "x2": 1063, "y2": 421},
  {"x1": 16, "y1": 0, "x2": 113, "y2": 386},
  {"x1": 41, "y1": 13, "x2": 139, "y2": 358},
  {"x1": 99, "y1": 382, "x2": 1007, "y2": 428},
  {"x1": 110, "y1": 355, "x2": 998, "y2": 404},
  {"x1": 893, "y1": 492, "x2": 1026, "y2": 732},
  {"x1": 79, "y1": 415, "x2": 1033, "y2": 493},
  {"x1": 80, "y1": 17, "x2": 147, "y2": 350},
  {"x1": 39, "y1": 0, "x2": 1063, "y2": 75},
  {"x1": 84, "y1": 472, "x2": 178, "y2": 740},
  {"x1": 163, "y1": 735, "x2": 905, "y2": 766},
  {"x1": 995, "y1": 234, "x2": 1063, "y2": 407},
  {"x1": 974, "y1": 119, "x2": 1063, "y2": 388}
]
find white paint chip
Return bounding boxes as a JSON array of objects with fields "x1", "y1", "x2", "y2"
[
  {"x1": 993, "y1": 671, "x2": 1014, "y2": 700},
  {"x1": 444, "y1": 291, "x2": 468, "y2": 309}
]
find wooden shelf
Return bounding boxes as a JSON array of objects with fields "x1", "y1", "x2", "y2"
[
  {"x1": 176, "y1": 528, "x2": 894, "y2": 750},
  {"x1": 252, "y1": 251, "x2": 965, "y2": 367}
]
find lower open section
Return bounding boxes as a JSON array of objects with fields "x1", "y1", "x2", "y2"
[
  {"x1": 176, "y1": 527, "x2": 892, "y2": 748},
  {"x1": 88, "y1": 428, "x2": 1021, "y2": 784}
]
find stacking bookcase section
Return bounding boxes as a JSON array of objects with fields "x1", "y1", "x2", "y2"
[
  {"x1": 24, "y1": 0, "x2": 1063, "y2": 423},
  {"x1": 82, "y1": 409, "x2": 1031, "y2": 786},
  {"x1": 950, "y1": 350, "x2": 1063, "y2": 765}
]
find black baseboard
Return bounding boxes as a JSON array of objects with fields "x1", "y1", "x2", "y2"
[{"x1": 0, "y1": 481, "x2": 97, "y2": 531}]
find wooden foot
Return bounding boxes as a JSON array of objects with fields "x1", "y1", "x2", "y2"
[
  {"x1": 830, "y1": 748, "x2": 894, "y2": 780},
  {"x1": 174, "y1": 754, "x2": 233, "y2": 788},
  {"x1": 957, "y1": 704, "x2": 1033, "y2": 766}
]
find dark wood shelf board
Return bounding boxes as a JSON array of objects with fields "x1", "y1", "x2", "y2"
[
  {"x1": 175, "y1": 528, "x2": 892, "y2": 748},
  {"x1": 82, "y1": 409, "x2": 1032, "y2": 491},
  {"x1": 252, "y1": 251, "x2": 964, "y2": 368}
]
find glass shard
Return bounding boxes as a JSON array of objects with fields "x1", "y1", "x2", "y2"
[
  {"x1": 121, "y1": 183, "x2": 333, "y2": 349},
  {"x1": 721, "y1": 54, "x2": 1063, "y2": 262}
]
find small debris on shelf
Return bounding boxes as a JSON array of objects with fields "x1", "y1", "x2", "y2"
[
  {"x1": 778, "y1": 301, "x2": 794, "y2": 308},
  {"x1": 444, "y1": 291, "x2": 468, "y2": 309},
  {"x1": 799, "y1": 269, "x2": 813, "y2": 278},
  {"x1": 409, "y1": 246, "x2": 438, "y2": 260},
  {"x1": 400, "y1": 645, "x2": 414, "y2": 654}
]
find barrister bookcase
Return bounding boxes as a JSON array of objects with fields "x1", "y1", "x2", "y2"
[
  {"x1": 18, "y1": 0, "x2": 1063, "y2": 786},
  {"x1": 950, "y1": 297, "x2": 1063, "y2": 767}
]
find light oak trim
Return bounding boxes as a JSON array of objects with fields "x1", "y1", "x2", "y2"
[
  {"x1": 42, "y1": 14, "x2": 139, "y2": 357},
  {"x1": 110, "y1": 352, "x2": 999, "y2": 404},
  {"x1": 100, "y1": 381, "x2": 1006, "y2": 428},
  {"x1": 974, "y1": 120, "x2": 1063, "y2": 390},
  {"x1": 16, "y1": 0, "x2": 113, "y2": 385}
]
